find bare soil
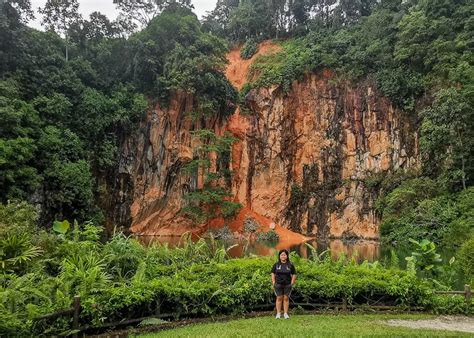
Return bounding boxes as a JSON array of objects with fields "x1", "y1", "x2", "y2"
[{"x1": 383, "y1": 315, "x2": 474, "y2": 333}]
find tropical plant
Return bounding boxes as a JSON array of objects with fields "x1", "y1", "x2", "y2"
[
  {"x1": 405, "y1": 238, "x2": 443, "y2": 277},
  {"x1": 59, "y1": 253, "x2": 111, "y2": 297},
  {"x1": 0, "y1": 234, "x2": 43, "y2": 274},
  {"x1": 456, "y1": 237, "x2": 474, "y2": 283},
  {"x1": 181, "y1": 130, "x2": 242, "y2": 224}
]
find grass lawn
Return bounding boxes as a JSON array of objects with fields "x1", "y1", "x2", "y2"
[{"x1": 136, "y1": 313, "x2": 472, "y2": 337}]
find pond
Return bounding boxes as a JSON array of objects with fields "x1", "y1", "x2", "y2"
[{"x1": 138, "y1": 235, "x2": 454, "y2": 265}]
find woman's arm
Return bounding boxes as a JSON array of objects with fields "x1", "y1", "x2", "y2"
[
  {"x1": 271, "y1": 272, "x2": 276, "y2": 285},
  {"x1": 291, "y1": 274, "x2": 297, "y2": 285}
]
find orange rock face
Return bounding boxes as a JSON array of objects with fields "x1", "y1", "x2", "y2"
[
  {"x1": 109, "y1": 42, "x2": 418, "y2": 240},
  {"x1": 240, "y1": 76, "x2": 418, "y2": 239}
]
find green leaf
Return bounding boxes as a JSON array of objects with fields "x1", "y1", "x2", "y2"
[{"x1": 53, "y1": 220, "x2": 70, "y2": 234}]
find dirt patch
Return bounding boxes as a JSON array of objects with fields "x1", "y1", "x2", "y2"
[
  {"x1": 225, "y1": 40, "x2": 281, "y2": 90},
  {"x1": 383, "y1": 316, "x2": 474, "y2": 333}
]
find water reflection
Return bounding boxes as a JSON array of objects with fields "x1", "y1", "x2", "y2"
[{"x1": 138, "y1": 236, "x2": 382, "y2": 262}]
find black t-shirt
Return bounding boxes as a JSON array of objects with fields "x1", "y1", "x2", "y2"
[{"x1": 271, "y1": 261, "x2": 296, "y2": 285}]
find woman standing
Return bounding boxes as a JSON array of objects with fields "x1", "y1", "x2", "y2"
[{"x1": 271, "y1": 249, "x2": 296, "y2": 319}]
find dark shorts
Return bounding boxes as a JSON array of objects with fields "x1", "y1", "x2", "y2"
[{"x1": 274, "y1": 283, "x2": 292, "y2": 296}]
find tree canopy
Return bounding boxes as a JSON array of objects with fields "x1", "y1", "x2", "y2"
[{"x1": 0, "y1": 2, "x2": 236, "y2": 225}]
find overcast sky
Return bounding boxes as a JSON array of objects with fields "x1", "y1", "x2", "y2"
[{"x1": 28, "y1": 0, "x2": 217, "y2": 30}]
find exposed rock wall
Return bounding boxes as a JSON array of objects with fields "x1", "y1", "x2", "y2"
[
  {"x1": 104, "y1": 91, "x2": 229, "y2": 235},
  {"x1": 107, "y1": 46, "x2": 419, "y2": 239},
  {"x1": 233, "y1": 72, "x2": 418, "y2": 239}
]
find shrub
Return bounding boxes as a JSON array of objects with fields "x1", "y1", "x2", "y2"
[
  {"x1": 456, "y1": 237, "x2": 474, "y2": 281},
  {"x1": 256, "y1": 230, "x2": 279, "y2": 243},
  {"x1": 210, "y1": 225, "x2": 235, "y2": 241},
  {"x1": 240, "y1": 38, "x2": 258, "y2": 59},
  {"x1": 244, "y1": 217, "x2": 259, "y2": 234},
  {"x1": 0, "y1": 201, "x2": 38, "y2": 237}
]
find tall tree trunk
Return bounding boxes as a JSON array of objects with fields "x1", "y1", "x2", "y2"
[{"x1": 65, "y1": 33, "x2": 69, "y2": 62}]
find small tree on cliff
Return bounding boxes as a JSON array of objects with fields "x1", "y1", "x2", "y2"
[{"x1": 181, "y1": 129, "x2": 242, "y2": 224}]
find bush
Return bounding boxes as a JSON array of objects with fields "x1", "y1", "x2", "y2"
[
  {"x1": 244, "y1": 217, "x2": 259, "y2": 233},
  {"x1": 443, "y1": 187, "x2": 474, "y2": 246},
  {"x1": 428, "y1": 295, "x2": 473, "y2": 315},
  {"x1": 378, "y1": 178, "x2": 473, "y2": 246},
  {"x1": 256, "y1": 230, "x2": 279, "y2": 243},
  {"x1": 249, "y1": 40, "x2": 311, "y2": 92},
  {"x1": 240, "y1": 38, "x2": 258, "y2": 59},
  {"x1": 456, "y1": 237, "x2": 474, "y2": 281},
  {"x1": 103, "y1": 234, "x2": 145, "y2": 280},
  {"x1": 210, "y1": 225, "x2": 235, "y2": 241},
  {"x1": 1, "y1": 209, "x2": 472, "y2": 336},
  {"x1": 0, "y1": 201, "x2": 38, "y2": 237}
]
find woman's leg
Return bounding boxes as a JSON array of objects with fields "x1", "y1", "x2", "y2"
[
  {"x1": 276, "y1": 295, "x2": 283, "y2": 314},
  {"x1": 283, "y1": 295, "x2": 289, "y2": 314}
]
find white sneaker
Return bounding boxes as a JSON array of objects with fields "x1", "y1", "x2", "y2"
[
  {"x1": 275, "y1": 313, "x2": 281, "y2": 319},
  {"x1": 284, "y1": 313, "x2": 289, "y2": 319}
]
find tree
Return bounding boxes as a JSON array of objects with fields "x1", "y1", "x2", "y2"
[
  {"x1": 289, "y1": 0, "x2": 310, "y2": 31},
  {"x1": 128, "y1": 6, "x2": 237, "y2": 117},
  {"x1": 269, "y1": 0, "x2": 288, "y2": 38},
  {"x1": 114, "y1": 0, "x2": 194, "y2": 32},
  {"x1": 182, "y1": 130, "x2": 241, "y2": 224},
  {"x1": 0, "y1": 83, "x2": 41, "y2": 202},
  {"x1": 43, "y1": 159, "x2": 94, "y2": 222},
  {"x1": 0, "y1": 138, "x2": 40, "y2": 201},
  {"x1": 201, "y1": 0, "x2": 240, "y2": 37},
  {"x1": 420, "y1": 88, "x2": 474, "y2": 190},
  {"x1": 39, "y1": 0, "x2": 82, "y2": 61},
  {"x1": 0, "y1": 0, "x2": 35, "y2": 23},
  {"x1": 227, "y1": 0, "x2": 272, "y2": 41},
  {"x1": 332, "y1": 0, "x2": 377, "y2": 27},
  {"x1": 69, "y1": 11, "x2": 120, "y2": 50}
]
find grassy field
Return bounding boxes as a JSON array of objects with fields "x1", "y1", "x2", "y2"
[{"x1": 136, "y1": 314, "x2": 472, "y2": 337}]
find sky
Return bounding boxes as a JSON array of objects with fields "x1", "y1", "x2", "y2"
[{"x1": 28, "y1": 0, "x2": 217, "y2": 30}]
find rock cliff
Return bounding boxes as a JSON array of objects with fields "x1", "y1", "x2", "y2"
[{"x1": 106, "y1": 42, "x2": 418, "y2": 240}]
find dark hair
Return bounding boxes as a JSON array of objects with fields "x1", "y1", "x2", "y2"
[{"x1": 277, "y1": 249, "x2": 290, "y2": 263}]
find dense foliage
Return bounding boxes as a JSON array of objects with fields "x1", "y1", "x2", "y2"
[
  {"x1": 246, "y1": 1, "x2": 472, "y2": 109},
  {"x1": 240, "y1": 38, "x2": 258, "y2": 59},
  {"x1": 1, "y1": 202, "x2": 472, "y2": 335},
  {"x1": 0, "y1": 1, "x2": 237, "y2": 225},
  {"x1": 203, "y1": 0, "x2": 380, "y2": 42}
]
